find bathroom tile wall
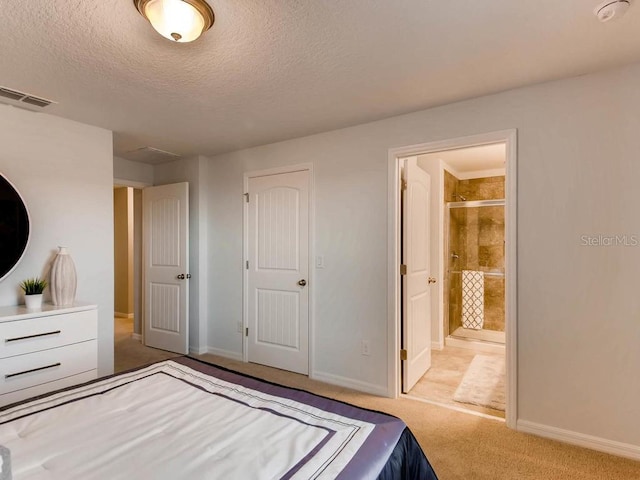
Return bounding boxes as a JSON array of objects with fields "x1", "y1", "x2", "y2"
[
  {"x1": 444, "y1": 171, "x2": 461, "y2": 333},
  {"x1": 475, "y1": 203, "x2": 505, "y2": 331},
  {"x1": 458, "y1": 175, "x2": 504, "y2": 201},
  {"x1": 444, "y1": 169, "x2": 460, "y2": 202},
  {"x1": 447, "y1": 175, "x2": 505, "y2": 333}
]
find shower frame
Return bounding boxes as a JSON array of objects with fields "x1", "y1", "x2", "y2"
[{"x1": 445, "y1": 199, "x2": 506, "y2": 342}]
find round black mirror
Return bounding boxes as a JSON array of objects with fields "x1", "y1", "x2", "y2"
[{"x1": 0, "y1": 174, "x2": 30, "y2": 281}]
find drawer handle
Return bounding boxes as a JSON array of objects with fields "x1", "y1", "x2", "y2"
[
  {"x1": 5, "y1": 362, "x2": 62, "y2": 379},
  {"x1": 5, "y1": 330, "x2": 62, "y2": 343}
]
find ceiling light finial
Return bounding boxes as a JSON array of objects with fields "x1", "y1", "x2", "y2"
[
  {"x1": 594, "y1": 0, "x2": 631, "y2": 22},
  {"x1": 134, "y1": 0, "x2": 215, "y2": 43}
]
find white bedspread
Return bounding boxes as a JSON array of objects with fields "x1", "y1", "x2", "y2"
[{"x1": 0, "y1": 361, "x2": 375, "y2": 479}]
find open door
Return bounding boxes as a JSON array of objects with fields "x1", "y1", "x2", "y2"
[
  {"x1": 143, "y1": 182, "x2": 189, "y2": 354},
  {"x1": 402, "y1": 158, "x2": 432, "y2": 393}
]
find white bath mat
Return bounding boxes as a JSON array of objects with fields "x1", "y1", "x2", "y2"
[{"x1": 453, "y1": 354, "x2": 505, "y2": 411}]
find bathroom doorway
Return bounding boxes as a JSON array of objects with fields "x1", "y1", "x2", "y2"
[{"x1": 388, "y1": 130, "x2": 517, "y2": 426}]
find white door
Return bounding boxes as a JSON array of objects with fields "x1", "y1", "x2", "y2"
[
  {"x1": 143, "y1": 182, "x2": 189, "y2": 354},
  {"x1": 402, "y1": 158, "x2": 432, "y2": 393},
  {"x1": 247, "y1": 170, "x2": 309, "y2": 375}
]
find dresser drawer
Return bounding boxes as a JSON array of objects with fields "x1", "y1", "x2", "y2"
[
  {"x1": 0, "y1": 340, "x2": 97, "y2": 395},
  {"x1": 0, "y1": 310, "x2": 97, "y2": 359}
]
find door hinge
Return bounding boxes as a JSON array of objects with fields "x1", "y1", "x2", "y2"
[
  {"x1": 400, "y1": 349, "x2": 408, "y2": 361},
  {"x1": 245, "y1": 327, "x2": 249, "y2": 337},
  {"x1": 401, "y1": 179, "x2": 407, "y2": 191},
  {"x1": 246, "y1": 260, "x2": 249, "y2": 269},
  {"x1": 400, "y1": 264, "x2": 407, "y2": 275},
  {"x1": 244, "y1": 192, "x2": 249, "y2": 203}
]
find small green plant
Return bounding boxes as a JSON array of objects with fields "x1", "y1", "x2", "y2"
[{"x1": 20, "y1": 277, "x2": 48, "y2": 295}]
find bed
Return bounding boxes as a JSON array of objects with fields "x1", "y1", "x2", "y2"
[{"x1": 0, "y1": 357, "x2": 437, "y2": 479}]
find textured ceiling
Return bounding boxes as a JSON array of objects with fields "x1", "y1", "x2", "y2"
[{"x1": 1, "y1": 0, "x2": 640, "y2": 162}]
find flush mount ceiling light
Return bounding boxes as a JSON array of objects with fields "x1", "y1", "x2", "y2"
[
  {"x1": 134, "y1": 0, "x2": 214, "y2": 43},
  {"x1": 594, "y1": 0, "x2": 631, "y2": 22}
]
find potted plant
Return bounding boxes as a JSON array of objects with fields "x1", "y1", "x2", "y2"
[{"x1": 20, "y1": 277, "x2": 48, "y2": 310}]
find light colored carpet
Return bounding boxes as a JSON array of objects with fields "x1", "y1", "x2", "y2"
[
  {"x1": 453, "y1": 354, "x2": 505, "y2": 411},
  {"x1": 114, "y1": 317, "x2": 179, "y2": 373},
  {"x1": 114, "y1": 336, "x2": 640, "y2": 479},
  {"x1": 192, "y1": 354, "x2": 640, "y2": 480}
]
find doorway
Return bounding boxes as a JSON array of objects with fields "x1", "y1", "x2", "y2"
[
  {"x1": 113, "y1": 186, "x2": 141, "y2": 338},
  {"x1": 113, "y1": 185, "x2": 145, "y2": 371},
  {"x1": 113, "y1": 182, "x2": 183, "y2": 372},
  {"x1": 388, "y1": 130, "x2": 517, "y2": 427}
]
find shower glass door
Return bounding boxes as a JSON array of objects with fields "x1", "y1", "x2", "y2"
[{"x1": 446, "y1": 200, "x2": 505, "y2": 343}]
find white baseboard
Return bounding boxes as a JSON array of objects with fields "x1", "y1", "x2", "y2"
[
  {"x1": 517, "y1": 420, "x2": 640, "y2": 461},
  {"x1": 188, "y1": 345, "x2": 208, "y2": 356},
  {"x1": 202, "y1": 346, "x2": 243, "y2": 362},
  {"x1": 311, "y1": 371, "x2": 388, "y2": 397},
  {"x1": 431, "y1": 340, "x2": 444, "y2": 351},
  {"x1": 115, "y1": 312, "x2": 134, "y2": 319},
  {"x1": 131, "y1": 333, "x2": 142, "y2": 341}
]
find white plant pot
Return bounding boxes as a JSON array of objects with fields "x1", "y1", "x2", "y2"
[{"x1": 25, "y1": 294, "x2": 43, "y2": 310}]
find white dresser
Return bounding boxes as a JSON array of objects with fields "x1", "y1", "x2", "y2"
[{"x1": 0, "y1": 303, "x2": 98, "y2": 407}]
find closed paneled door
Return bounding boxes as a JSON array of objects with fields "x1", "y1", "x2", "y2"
[{"x1": 247, "y1": 170, "x2": 309, "y2": 375}]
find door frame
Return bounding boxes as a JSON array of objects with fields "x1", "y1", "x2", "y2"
[
  {"x1": 242, "y1": 163, "x2": 315, "y2": 375},
  {"x1": 387, "y1": 130, "x2": 518, "y2": 428},
  {"x1": 113, "y1": 179, "x2": 151, "y2": 345}
]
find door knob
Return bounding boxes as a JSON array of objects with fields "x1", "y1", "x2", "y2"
[
  {"x1": 428, "y1": 277, "x2": 437, "y2": 284},
  {"x1": 297, "y1": 279, "x2": 307, "y2": 287},
  {"x1": 177, "y1": 274, "x2": 185, "y2": 280}
]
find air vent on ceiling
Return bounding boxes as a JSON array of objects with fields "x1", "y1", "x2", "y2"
[
  {"x1": 120, "y1": 146, "x2": 181, "y2": 165},
  {"x1": 0, "y1": 86, "x2": 56, "y2": 108},
  {"x1": 22, "y1": 96, "x2": 53, "y2": 107},
  {"x1": 0, "y1": 88, "x2": 24, "y2": 101}
]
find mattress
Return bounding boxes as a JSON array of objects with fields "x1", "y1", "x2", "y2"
[{"x1": 0, "y1": 357, "x2": 437, "y2": 479}]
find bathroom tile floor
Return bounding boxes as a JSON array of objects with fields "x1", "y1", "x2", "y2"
[{"x1": 407, "y1": 345, "x2": 505, "y2": 419}]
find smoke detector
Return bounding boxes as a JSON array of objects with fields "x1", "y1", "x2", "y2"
[{"x1": 594, "y1": 0, "x2": 631, "y2": 22}]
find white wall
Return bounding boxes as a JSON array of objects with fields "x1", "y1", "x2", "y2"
[
  {"x1": 113, "y1": 156, "x2": 154, "y2": 185},
  {"x1": 154, "y1": 156, "x2": 208, "y2": 354},
  {"x1": 0, "y1": 105, "x2": 114, "y2": 376},
  {"x1": 206, "y1": 62, "x2": 640, "y2": 449},
  {"x1": 206, "y1": 138, "x2": 391, "y2": 393}
]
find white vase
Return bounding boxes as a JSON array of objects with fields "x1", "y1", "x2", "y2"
[
  {"x1": 25, "y1": 293, "x2": 43, "y2": 310},
  {"x1": 50, "y1": 246, "x2": 77, "y2": 306}
]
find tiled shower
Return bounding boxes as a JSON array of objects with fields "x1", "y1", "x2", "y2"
[{"x1": 444, "y1": 172, "x2": 505, "y2": 343}]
